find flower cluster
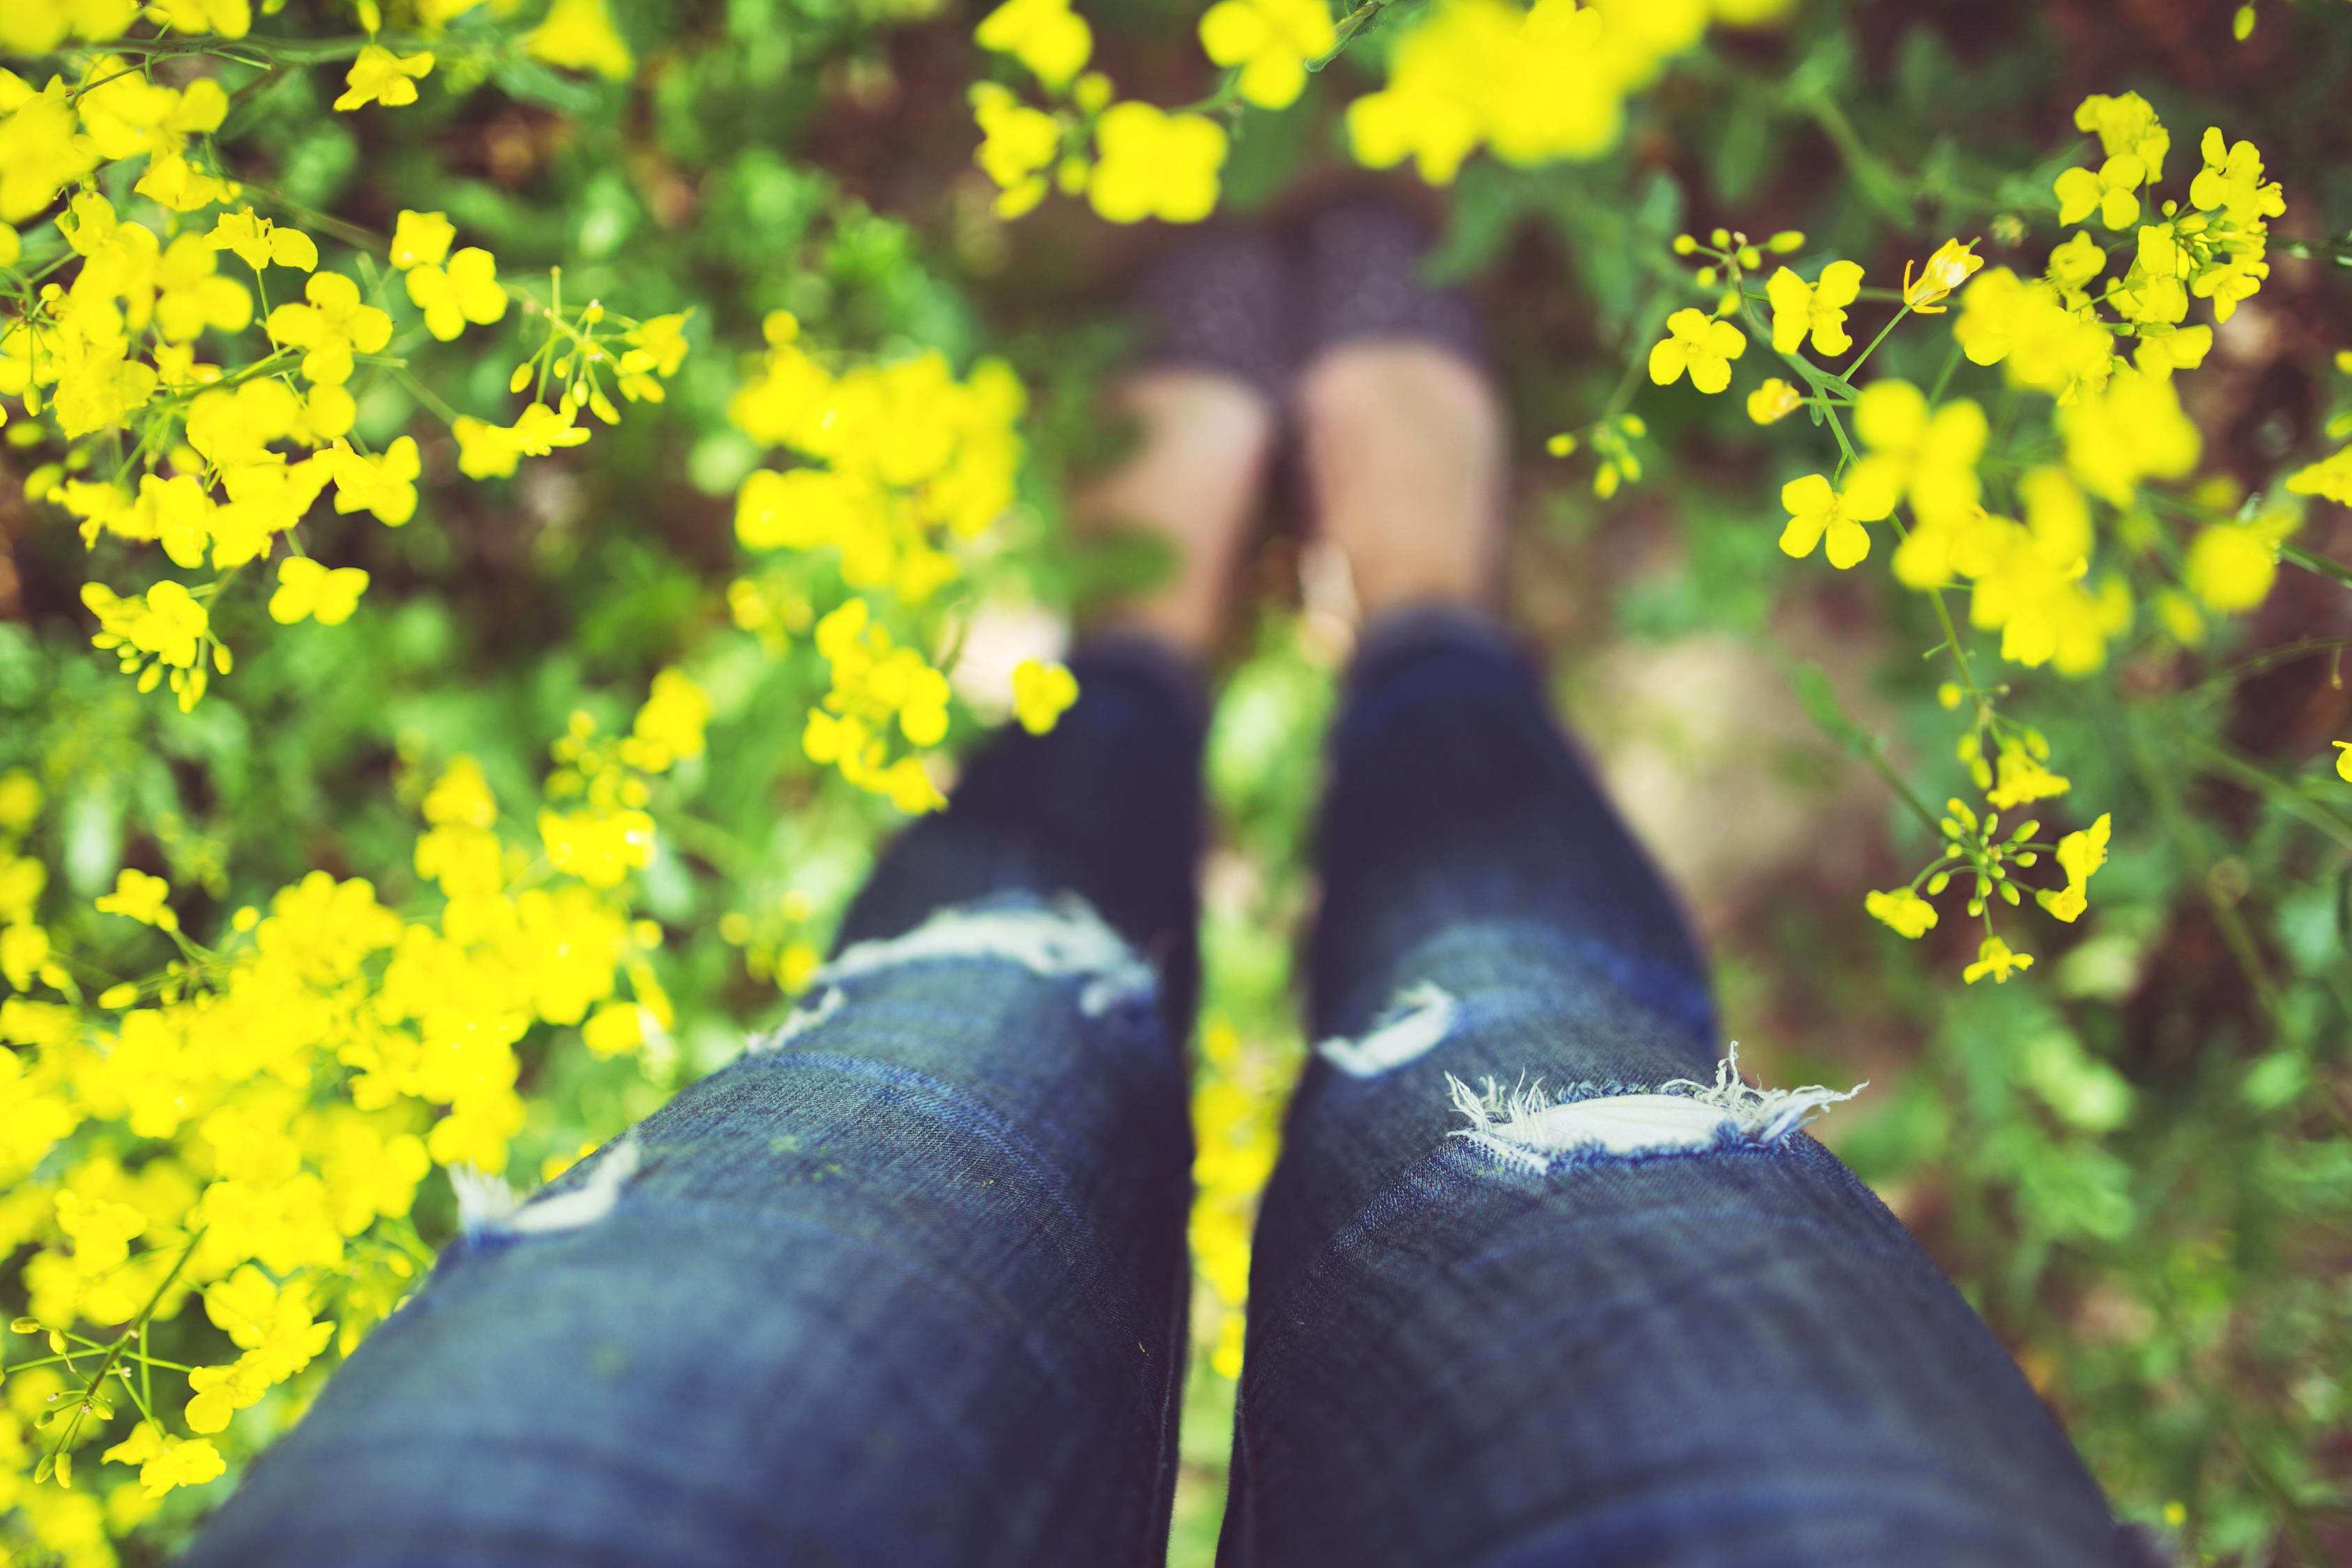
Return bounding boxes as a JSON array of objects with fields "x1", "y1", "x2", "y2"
[
  {"x1": 969, "y1": 0, "x2": 1229, "y2": 223},
  {"x1": 1633, "y1": 93, "x2": 2337, "y2": 981},
  {"x1": 0, "y1": 668, "x2": 695, "y2": 1544},
  {"x1": 1348, "y1": 0, "x2": 1786, "y2": 185},
  {"x1": 2, "y1": 13, "x2": 677, "y2": 716},
  {"x1": 728, "y1": 311, "x2": 1077, "y2": 812}
]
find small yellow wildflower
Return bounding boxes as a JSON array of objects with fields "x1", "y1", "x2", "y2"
[
  {"x1": 509, "y1": 401, "x2": 592, "y2": 455},
  {"x1": 1199, "y1": 0, "x2": 1335, "y2": 110},
  {"x1": 1087, "y1": 102, "x2": 1227, "y2": 224},
  {"x1": 1962, "y1": 936, "x2": 2034, "y2": 985},
  {"x1": 206, "y1": 208, "x2": 317, "y2": 272},
  {"x1": 2074, "y1": 91, "x2": 2169, "y2": 179},
  {"x1": 1012, "y1": 659, "x2": 1079, "y2": 735},
  {"x1": 388, "y1": 209, "x2": 455, "y2": 270},
  {"x1": 2054, "y1": 155, "x2": 2146, "y2": 231},
  {"x1": 1901, "y1": 238, "x2": 1981, "y2": 312},
  {"x1": 526, "y1": 0, "x2": 633, "y2": 79},
  {"x1": 2037, "y1": 813, "x2": 2111, "y2": 923},
  {"x1": 2183, "y1": 516, "x2": 2291, "y2": 613},
  {"x1": 1778, "y1": 470, "x2": 1895, "y2": 569},
  {"x1": 2189, "y1": 127, "x2": 2284, "y2": 225},
  {"x1": 2335, "y1": 742, "x2": 2352, "y2": 785},
  {"x1": 976, "y1": 0, "x2": 1092, "y2": 90},
  {"x1": 2059, "y1": 369, "x2": 2199, "y2": 505},
  {"x1": 265, "y1": 272, "x2": 392, "y2": 386},
  {"x1": 1765, "y1": 260, "x2": 1863, "y2": 356},
  {"x1": 1746, "y1": 377, "x2": 1801, "y2": 424},
  {"x1": 971, "y1": 82, "x2": 1061, "y2": 219},
  {"x1": 96, "y1": 868, "x2": 176, "y2": 930},
  {"x1": 268, "y1": 556, "x2": 369, "y2": 627},
  {"x1": 1647, "y1": 308, "x2": 1745, "y2": 394},
  {"x1": 404, "y1": 247, "x2": 507, "y2": 341},
  {"x1": 327, "y1": 436, "x2": 421, "y2": 525},
  {"x1": 1865, "y1": 887, "x2": 1938, "y2": 938},
  {"x1": 333, "y1": 44, "x2": 434, "y2": 112},
  {"x1": 1849, "y1": 379, "x2": 1986, "y2": 525}
]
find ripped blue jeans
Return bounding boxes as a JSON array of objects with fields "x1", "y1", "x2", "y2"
[{"x1": 183, "y1": 613, "x2": 2141, "y2": 1568}]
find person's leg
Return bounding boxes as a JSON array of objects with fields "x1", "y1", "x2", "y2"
[
  {"x1": 1219, "y1": 240, "x2": 2138, "y2": 1566},
  {"x1": 182, "y1": 249, "x2": 1286, "y2": 1567}
]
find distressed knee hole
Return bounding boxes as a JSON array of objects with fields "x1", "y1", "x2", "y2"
[
  {"x1": 1317, "y1": 982, "x2": 1456, "y2": 1077},
  {"x1": 748, "y1": 895, "x2": 1155, "y2": 1056},
  {"x1": 1445, "y1": 1045, "x2": 1865, "y2": 1173},
  {"x1": 454, "y1": 1135, "x2": 641, "y2": 1238}
]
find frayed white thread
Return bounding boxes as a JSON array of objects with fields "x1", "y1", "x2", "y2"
[
  {"x1": 810, "y1": 896, "x2": 1155, "y2": 1017},
  {"x1": 746, "y1": 986, "x2": 844, "y2": 1054},
  {"x1": 1317, "y1": 983, "x2": 1456, "y2": 1078},
  {"x1": 1445, "y1": 1044, "x2": 1866, "y2": 1174},
  {"x1": 453, "y1": 1136, "x2": 641, "y2": 1236}
]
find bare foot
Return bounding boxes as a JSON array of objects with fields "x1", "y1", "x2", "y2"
[
  {"x1": 1295, "y1": 340, "x2": 1507, "y2": 625},
  {"x1": 1079, "y1": 368, "x2": 1277, "y2": 656}
]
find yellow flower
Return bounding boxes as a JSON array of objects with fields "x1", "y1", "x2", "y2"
[
  {"x1": 1901, "y1": 238, "x2": 1981, "y2": 312},
  {"x1": 1199, "y1": 0, "x2": 1335, "y2": 111},
  {"x1": 334, "y1": 44, "x2": 434, "y2": 112},
  {"x1": 1778, "y1": 470, "x2": 1895, "y2": 569},
  {"x1": 328, "y1": 436, "x2": 421, "y2": 525},
  {"x1": 2074, "y1": 91, "x2": 2169, "y2": 180},
  {"x1": 95, "y1": 868, "x2": 175, "y2": 929},
  {"x1": 509, "y1": 401, "x2": 592, "y2": 455},
  {"x1": 1765, "y1": 260, "x2": 1863, "y2": 356},
  {"x1": 2054, "y1": 154, "x2": 2146, "y2": 231},
  {"x1": 2335, "y1": 741, "x2": 2352, "y2": 785},
  {"x1": 1952, "y1": 268, "x2": 2114, "y2": 400},
  {"x1": 2284, "y1": 445, "x2": 2352, "y2": 506},
  {"x1": 102, "y1": 1425, "x2": 226, "y2": 1498},
  {"x1": 2059, "y1": 367, "x2": 2199, "y2": 505},
  {"x1": 1011, "y1": 659, "x2": 1078, "y2": 735},
  {"x1": 1987, "y1": 739, "x2": 2070, "y2": 810},
  {"x1": 2047, "y1": 231, "x2": 2105, "y2": 292},
  {"x1": 265, "y1": 271, "x2": 392, "y2": 386},
  {"x1": 971, "y1": 82, "x2": 1061, "y2": 218},
  {"x1": 1962, "y1": 935, "x2": 2034, "y2": 984},
  {"x1": 1865, "y1": 886, "x2": 1938, "y2": 938},
  {"x1": 268, "y1": 555, "x2": 369, "y2": 626},
  {"x1": 624, "y1": 669, "x2": 711, "y2": 771},
  {"x1": 1848, "y1": 379, "x2": 1985, "y2": 525},
  {"x1": 1647, "y1": 307, "x2": 1745, "y2": 394},
  {"x1": 2183, "y1": 514, "x2": 2291, "y2": 612},
  {"x1": 404, "y1": 246, "x2": 507, "y2": 341},
  {"x1": 2189, "y1": 127, "x2": 2284, "y2": 225},
  {"x1": 616, "y1": 312, "x2": 690, "y2": 402},
  {"x1": 1086, "y1": 102, "x2": 1227, "y2": 224},
  {"x1": 976, "y1": 0, "x2": 1092, "y2": 89},
  {"x1": 1746, "y1": 376, "x2": 1801, "y2": 424},
  {"x1": 206, "y1": 207, "x2": 317, "y2": 272},
  {"x1": 2036, "y1": 813, "x2": 2111, "y2": 923},
  {"x1": 528, "y1": 0, "x2": 634, "y2": 79},
  {"x1": 389, "y1": 208, "x2": 455, "y2": 270}
]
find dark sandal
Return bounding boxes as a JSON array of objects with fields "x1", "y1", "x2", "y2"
[
  {"x1": 1125, "y1": 224, "x2": 1297, "y2": 408},
  {"x1": 1293, "y1": 193, "x2": 1489, "y2": 375}
]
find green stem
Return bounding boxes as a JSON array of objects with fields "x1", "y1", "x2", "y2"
[
  {"x1": 2282, "y1": 542, "x2": 2352, "y2": 590},
  {"x1": 1840, "y1": 302, "x2": 1913, "y2": 384}
]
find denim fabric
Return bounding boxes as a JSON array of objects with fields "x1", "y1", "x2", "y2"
[
  {"x1": 179, "y1": 639, "x2": 1205, "y2": 1568},
  {"x1": 180, "y1": 614, "x2": 2137, "y2": 1568},
  {"x1": 1220, "y1": 610, "x2": 2137, "y2": 1568}
]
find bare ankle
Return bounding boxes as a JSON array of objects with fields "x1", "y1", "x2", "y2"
[{"x1": 1296, "y1": 341, "x2": 1507, "y2": 624}]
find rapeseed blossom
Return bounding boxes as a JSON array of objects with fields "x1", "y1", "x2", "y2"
[
  {"x1": 1766, "y1": 261, "x2": 1863, "y2": 356},
  {"x1": 1778, "y1": 471, "x2": 1893, "y2": 569},
  {"x1": 1199, "y1": 0, "x2": 1334, "y2": 109},
  {"x1": 1648, "y1": 307, "x2": 1745, "y2": 393},
  {"x1": 1088, "y1": 102, "x2": 1228, "y2": 224}
]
